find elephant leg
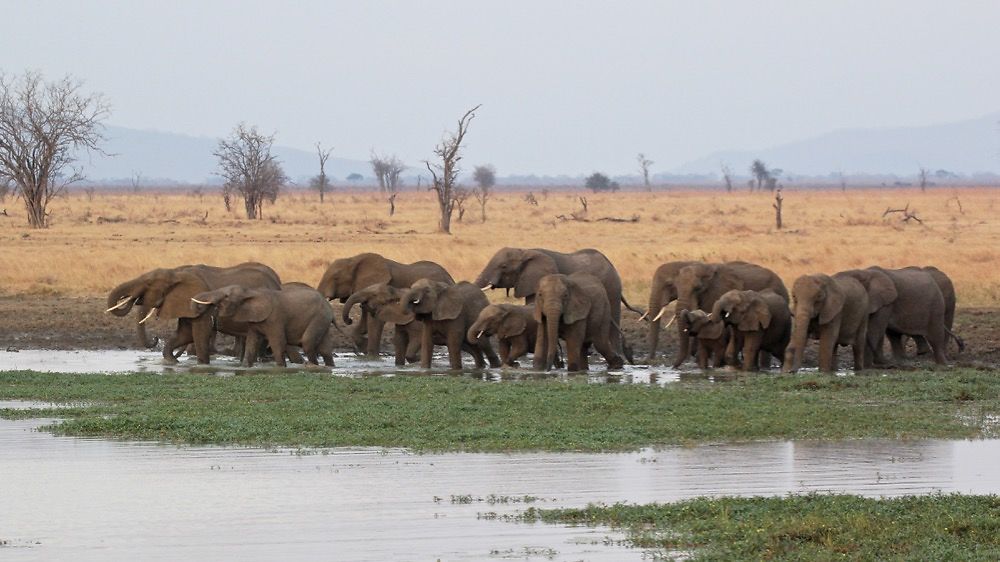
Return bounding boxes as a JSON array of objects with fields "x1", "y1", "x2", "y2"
[
  {"x1": 912, "y1": 335, "x2": 932, "y2": 355},
  {"x1": 242, "y1": 331, "x2": 259, "y2": 367},
  {"x1": 405, "y1": 328, "x2": 421, "y2": 364},
  {"x1": 817, "y1": 323, "x2": 839, "y2": 373},
  {"x1": 509, "y1": 337, "x2": 531, "y2": 367},
  {"x1": 593, "y1": 336, "x2": 623, "y2": 370},
  {"x1": 232, "y1": 335, "x2": 246, "y2": 361},
  {"x1": 671, "y1": 320, "x2": 689, "y2": 368},
  {"x1": 446, "y1": 328, "x2": 464, "y2": 370},
  {"x1": 887, "y1": 330, "x2": 907, "y2": 362},
  {"x1": 191, "y1": 317, "x2": 214, "y2": 364},
  {"x1": 564, "y1": 325, "x2": 586, "y2": 372},
  {"x1": 853, "y1": 322, "x2": 867, "y2": 372},
  {"x1": 420, "y1": 323, "x2": 434, "y2": 369},
  {"x1": 696, "y1": 345, "x2": 710, "y2": 370},
  {"x1": 533, "y1": 321, "x2": 547, "y2": 371},
  {"x1": 928, "y1": 324, "x2": 949, "y2": 365},
  {"x1": 266, "y1": 328, "x2": 288, "y2": 368},
  {"x1": 285, "y1": 347, "x2": 305, "y2": 364},
  {"x1": 351, "y1": 311, "x2": 368, "y2": 352},
  {"x1": 742, "y1": 333, "x2": 762, "y2": 372},
  {"x1": 393, "y1": 327, "x2": 408, "y2": 366},
  {"x1": 499, "y1": 339, "x2": 512, "y2": 366},
  {"x1": 480, "y1": 339, "x2": 501, "y2": 368},
  {"x1": 163, "y1": 320, "x2": 193, "y2": 364},
  {"x1": 365, "y1": 312, "x2": 384, "y2": 357}
]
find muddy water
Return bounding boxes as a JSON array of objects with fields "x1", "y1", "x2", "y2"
[{"x1": 3, "y1": 407, "x2": 1000, "y2": 561}]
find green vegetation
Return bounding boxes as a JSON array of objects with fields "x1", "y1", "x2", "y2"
[
  {"x1": 518, "y1": 494, "x2": 1000, "y2": 560},
  {"x1": 0, "y1": 370, "x2": 998, "y2": 451}
]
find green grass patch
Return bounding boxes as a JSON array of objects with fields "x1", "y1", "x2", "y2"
[
  {"x1": 518, "y1": 494, "x2": 1000, "y2": 560},
  {"x1": 0, "y1": 369, "x2": 999, "y2": 451}
]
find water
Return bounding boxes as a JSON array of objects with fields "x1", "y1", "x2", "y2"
[{"x1": 3, "y1": 405, "x2": 1000, "y2": 561}]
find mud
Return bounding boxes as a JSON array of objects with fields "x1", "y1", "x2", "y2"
[{"x1": 3, "y1": 407, "x2": 1000, "y2": 560}]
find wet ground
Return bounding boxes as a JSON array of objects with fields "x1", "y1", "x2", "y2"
[{"x1": 3, "y1": 404, "x2": 1000, "y2": 560}]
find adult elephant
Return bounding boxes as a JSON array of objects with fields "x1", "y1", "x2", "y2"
[
  {"x1": 317, "y1": 253, "x2": 454, "y2": 357},
  {"x1": 783, "y1": 272, "x2": 869, "y2": 373},
  {"x1": 642, "y1": 260, "x2": 701, "y2": 363},
  {"x1": 475, "y1": 247, "x2": 639, "y2": 363},
  {"x1": 835, "y1": 268, "x2": 899, "y2": 367},
  {"x1": 894, "y1": 266, "x2": 963, "y2": 356},
  {"x1": 105, "y1": 263, "x2": 282, "y2": 364},
  {"x1": 342, "y1": 283, "x2": 423, "y2": 366},
  {"x1": 533, "y1": 272, "x2": 624, "y2": 372},
  {"x1": 665, "y1": 261, "x2": 788, "y2": 368},
  {"x1": 866, "y1": 266, "x2": 951, "y2": 365}
]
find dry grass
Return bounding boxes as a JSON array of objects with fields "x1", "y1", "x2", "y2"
[{"x1": 2, "y1": 187, "x2": 999, "y2": 306}]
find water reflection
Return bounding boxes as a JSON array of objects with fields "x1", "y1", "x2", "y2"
[{"x1": 2, "y1": 407, "x2": 1000, "y2": 560}]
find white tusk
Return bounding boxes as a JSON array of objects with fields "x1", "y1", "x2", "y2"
[
  {"x1": 138, "y1": 307, "x2": 157, "y2": 324},
  {"x1": 477, "y1": 330, "x2": 484, "y2": 339},
  {"x1": 724, "y1": 311, "x2": 730, "y2": 318},
  {"x1": 664, "y1": 315, "x2": 677, "y2": 328},
  {"x1": 707, "y1": 313, "x2": 713, "y2": 320},
  {"x1": 190, "y1": 298, "x2": 213, "y2": 305},
  {"x1": 652, "y1": 305, "x2": 669, "y2": 322},
  {"x1": 638, "y1": 312, "x2": 648, "y2": 322},
  {"x1": 105, "y1": 297, "x2": 132, "y2": 313},
  {"x1": 413, "y1": 298, "x2": 420, "y2": 304},
  {"x1": 481, "y1": 283, "x2": 494, "y2": 291}
]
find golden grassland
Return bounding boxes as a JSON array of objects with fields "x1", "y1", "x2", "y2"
[{"x1": 1, "y1": 187, "x2": 999, "y2": 307}]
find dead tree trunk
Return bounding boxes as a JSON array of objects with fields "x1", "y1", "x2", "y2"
[{"x1": 773, "y1": 188, "x2": 783, "y2": 230}]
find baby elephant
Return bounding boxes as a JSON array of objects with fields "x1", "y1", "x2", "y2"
[
  {"x1": 678, "y1": 309, "x2": 728, "y2": 369},
  {"x1": 342, "y1": 283, "x2": 423, "y2": 366},
  {"x1": 467, "y1": 304, "x2": 538, "y2": 367},
  {"x1": 191, "y1": 284, "x2": 335, "y2": 367},
  {"x1": 534, "y1": 272, "x2": 624, "y2": 372},
  {"x1": 712, "y1": 289, "x2": 791, "y2": 371}
]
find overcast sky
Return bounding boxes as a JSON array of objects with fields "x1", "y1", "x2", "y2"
[{"x1": 3, "y1": 0, "x2": 998, "y2": 175}]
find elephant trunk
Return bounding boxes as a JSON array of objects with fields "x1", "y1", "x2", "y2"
[
  {"x1": 544, "y1": 306, "x2": 561, "y2": 371},
  {"x1": 466, "y1": 321, "x2": 485, "y2": 345},
  {"x1": 106, "y1": 280, "x2": 140, "y2": 317},
  {"x1": 475, "y1": 268, "x2": 500, "y2": 290},
  {"x1": 342, "y1": 291, "x2": 367, "y2": 325},
  {"x1": 785, "y1": 306, "x2": 812, "y2": 372}
]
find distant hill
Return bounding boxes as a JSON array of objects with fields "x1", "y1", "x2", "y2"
[
  {"x1": 79, "y1": 126, "x2": 375, "y2": 185},
  {"x1": 675, "y1": 112, "x2": 1000, "y2": 177}
]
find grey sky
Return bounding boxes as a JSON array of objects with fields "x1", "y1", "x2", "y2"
[{"x1": 3, "y1": 0, "x2": 998, "y2": 175}]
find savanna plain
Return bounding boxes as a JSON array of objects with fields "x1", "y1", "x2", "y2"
[{"x1": 3, "y1": 187, "x2": 1000, "y2": 560}]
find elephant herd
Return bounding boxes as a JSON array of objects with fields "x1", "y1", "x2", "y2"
[{"x1": 105, "y1": 249, "x2": 962, "y2": 373}]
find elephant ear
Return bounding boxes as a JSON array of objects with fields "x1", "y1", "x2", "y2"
[
  {"x1": 353, "y1": 254, "x2": 392, "y2": 292},
  {"x1": 563, "y1": 284, "x2": 592, "y2": 325},
  {"x1": 717, "y1": 266, "x2": 745, "y2": 292},
  {"x1": 377, "y1": 304, "x2": 415, "y2": 325},
  {"x1": 866, "y1": 272, "x2": 898, "y2": 314},
  {"x1": 819, "y1": 284, "x2": 845, "y2": 325},
  {"x1": 498, "y1": 311, "x2": 527, "y2": 338},
  {"x1": 232, "y1": 293, "x2": 273, "y2": 324},
  {"x1": 432, "y1": 285, "x2": 464, "y2": 321},
  {"x1": 158, "y1": 271, "x2": 207, "y2": 319},
  {"x1": 514, "y1": 252, "x2": 557, "y2": 298},
  {"x1": 740, "y1": 298, "x2": 771, "y2": 331}
]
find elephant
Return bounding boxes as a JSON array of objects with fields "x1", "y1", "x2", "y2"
[
  {"x1": 385, "y1": 280, "x2": 501, "y2": 370},
  {"x1": 475, "y1": 247, "x2": 640, "y2": 363},
  {"x1": 467, "y1": 304, "x2": 539, "y2": 367},
  {"x1": 342, "y1": 283, "x2": 423, "y2": 366},
  {"x1": 677, "y1": 309, "x2": 728, "y2": 369},
  {"x1": 863, "y1": 266, "x2": 952, "y2": 365},
  {"x1": 895, "y1": 266, "x2": 963, "y2": 356},
  {"x1": 533, "y1": 272, "x2": 624, "y2": 372},
  {"x1": 783, "y1": 272, "x2": 870, "y2": 373},
  {"x1": 642, "y1": 260, "x2": 701, "y2": 362},
  {"x1": 712, "y1": 289, "x2": 791, "y2": 371},
  {"x1": 668, "y1": 261, "x2": 789, "y2": 369},
  {"x1": 105, "y1": 263, "x2": 282, "y2": 364},
  {"x1": 191, "y1": 284, "x2": 335, "y2": 367},
  {"x1": 317, "y1": 253, "x2": 454, "y2": 357}
]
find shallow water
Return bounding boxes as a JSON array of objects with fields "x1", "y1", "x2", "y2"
[{"x1": 3, "y1": 407, "x2": 1000, "y2": 560}]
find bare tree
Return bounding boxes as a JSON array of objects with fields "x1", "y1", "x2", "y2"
[
  {"x1": 472, "y1": 164, "x2": 496, "y2": 222},
  {"x1": 637, "y1": 153, "x2": 654, "y2": 191},
  {"x1": 0, "y1": 71, "x2": 110, "y2": 227},
  {"x1": 214, "y1": 123, "x2": 286, "y2": 220},
  {"x1": 131, "y1": 171, "x2": 143, "y2": 194},
  {"x1": 426, "y1": 104, "x2": 480, "y2": 234},
  {"x1": 370, "y1": 152, "x2": 405, "y2": 216},
  {"x1": 918, "y1": 167, "x2": 930, "y2": 192},
  {"x1": 452, "y1": 186, "x2": 472, "y2": 222},
  {"x1": 720, "y1": 163, "x2": 734, "y2": 193},
  {"x1": 0, "y1": 178, "x2": 11, "y2": 202},
  {"x1": 311, "y1": 142, "x2": 333, "y2": 202},
  {"x1": 773, "y1": 187, "x2": 783, "y2": 230}
]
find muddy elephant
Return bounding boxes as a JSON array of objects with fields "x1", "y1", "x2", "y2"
[
  {"x1": 317, "y1": 253, "x2": 454, "y2": 357},
  {"x1": 677, "y1": 309, "x2": 727, "y2": 369},
  {"x1": 467, "y1": 304, "x2": 538, "y2": 367},
  {"x1": 656, "y1": 261, "x2": 788, "y2": 368},
  {"x1": 106, "y1": 263, "x2": 282, "y2": 363},
  {"x1": 343, "y1": 283, "x2": 423, "y2": 366},
  {"x1": 864, "y1": 266, "x2": 952, "y2": 365},
  {"x1": 533, "y1": 272, "x2": 624, "y2": 372},
  {"x1": 642, "y1": 260, "x2": 701, "y2": 362},
  {"x1": 894, "y1": 266, "x2": 963, "y2": 357},
  {"x1": 385, "y1": 280, "x2": 500, "y2": 370},
  {"x1": 192, "y1": 284, "x2": 335, "y2": 367},
  {"x1": 784, "y1": 272, "x2": 869, "y2": 373},
  {"x1": 475, "y1": 247, "x2": 639, "y2": 363},
  {"x1": 712, "y1": 289, "x2": 791, "y2": 371}
]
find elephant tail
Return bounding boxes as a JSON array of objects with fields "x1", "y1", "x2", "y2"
[
  {"x1": 610, "y1": 319, "x2": 635, "y2": 365},
  {"x1": 621, "y1": 295, "x2": 645, "y2": 316},
  {"x1": 947, "y1": 327, "x2": 965, "y2": 353}
]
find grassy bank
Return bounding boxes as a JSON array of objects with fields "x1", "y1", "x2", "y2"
[
  {"x1": 1, "y1": 370, "x2": 999, "y2": 451},
  {"x1": 518, "y1": 494, "x2": 1000, "y2": 560}
]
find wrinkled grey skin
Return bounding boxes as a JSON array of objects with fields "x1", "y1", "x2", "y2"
[
  {"x1": 533, "y1": 273, "x2": 624, "y2": 372},
  {"x1": 317, "y1": 253, "x2": 454, "y2": 357},
  {"x1": 386, "y1": 280, "x2": 501, "y2": 370},
  {"x1": 677, "y1": 309, "x2": 727, "y2": 370},
  {"x1": 894, "y1": 266, "x2": 963, "y2": 356},
  {"x1": 863, "y1": 266, "x2": 952, "y2": 365},
  {"x1": 192, "y1": 284, "x2": 335, "y2": 368},
  {"x1": 644, "y1": 260, "x2": 701, "y2": 362},
  {"x1": 343, "y1": 283, "x2": 423, "y2": 366},
  {"x1": 467, "y1": 304, "x2": 538, "y2": 367},
  {"x1": 784, "y1": 273, "x2": 869, "y2": 373},
  {"x1": 106, "y1": 263, "x2": 281, "y2": 364},
  {"x1": 712, "y1": 289, "x2": 791, "y2": 371},
  {"x1": 671, "y1": 261, "x2": 789, "y2": 369},
  {"x1": 475, "y1": 247, "x2": 638, "y2": 364}
]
